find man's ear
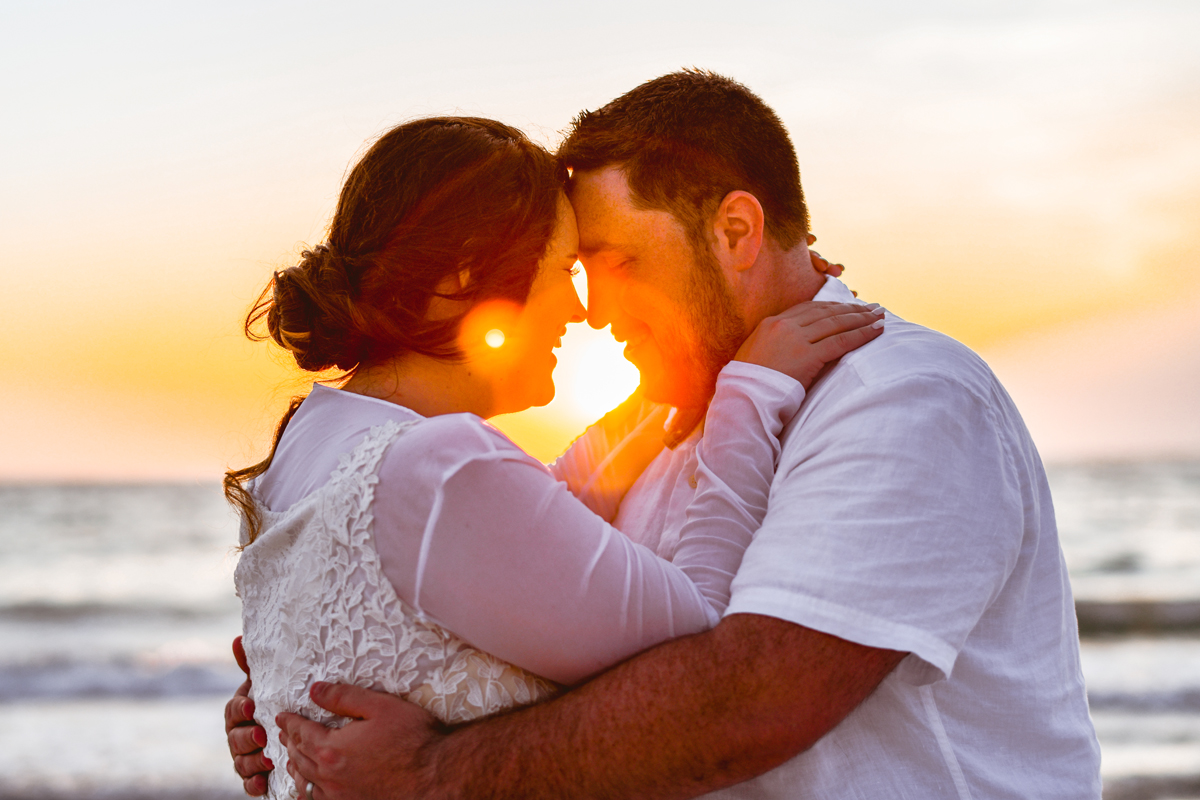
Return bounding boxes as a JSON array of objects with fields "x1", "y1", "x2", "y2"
[{"x1": 712, "y1": 191, "x2": 765, "y2": 273}]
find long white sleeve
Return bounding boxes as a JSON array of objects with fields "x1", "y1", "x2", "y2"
[
  {"x1": 262, "y1": 372, "x2": 800, "y2": 687},
  {"x1": 673, "y1": 361, "x2": 806, "y2": 614},
  {"x1": 373, "y1": 365, "x2": 803, "y2": 684}
]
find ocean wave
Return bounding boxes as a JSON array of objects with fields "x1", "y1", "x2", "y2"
[
  {"x1": 0, "y1": 660, "x2": 245, "y2": 702},
  {"x1": 1088, "y1": 689, "x2": 1200, "y2": 713},
  {"x1": 0, "y1": 789, "x2": 244, "y2": 800},
  {"x1": 0, "y1": 601, "x2": 236, "y2": 624},
  {"x1": 1077, "y1": 600, "x2": 1200, "y2": 635}
]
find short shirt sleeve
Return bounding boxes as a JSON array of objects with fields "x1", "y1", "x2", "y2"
[{"x1": 726, "y1": 368, "x2": 1025, "y2": 684}]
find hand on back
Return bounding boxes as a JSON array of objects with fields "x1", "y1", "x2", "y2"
[{"x1": 734, "y1": 301, "x2": 884, "y2": 390}]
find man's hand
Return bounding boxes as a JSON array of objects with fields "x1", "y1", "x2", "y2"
[
  {"x1": 735, "y1": 301, "x2": 884, "y2": 390},
  {"x1": 225, "y1": 636, "x2": 273, "y2": 796},
  {"x1": 278, "y1": 682, "x2": 441, "y2": 800},
  {"x1": 296, "y1": 615, "x2": 903, "y2": 800}
]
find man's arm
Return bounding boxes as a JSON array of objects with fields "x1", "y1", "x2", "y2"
[{"x1": 280, "y1": 613, "x2": 904, "y2": 800}]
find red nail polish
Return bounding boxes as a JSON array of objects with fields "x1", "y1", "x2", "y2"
[{"x1": 254, "y1": 728, "x2": 267, "y2": 747}]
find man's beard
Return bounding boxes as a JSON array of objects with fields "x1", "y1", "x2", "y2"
[{"x1": 679, "y1": 243, "x2": 745, "y2": 408}]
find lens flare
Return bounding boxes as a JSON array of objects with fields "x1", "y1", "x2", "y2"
[{"x1": 457, "y1": 300, "x2": 523, "y2": 370}]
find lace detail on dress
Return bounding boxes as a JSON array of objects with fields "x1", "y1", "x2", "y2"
[{"x1": 235, "y1": 420, "x2": 558, "y2": 800}]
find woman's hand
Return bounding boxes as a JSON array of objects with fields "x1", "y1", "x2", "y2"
[
  {"x1": 809, "y1": 249, "x2": 845, "y2": 278},
  {"x1": 734, "y1": 301, "x2": 885, "y2": 390},
  {"x1": 226, "y1": 636, "x2": 273, "y2": 796}
]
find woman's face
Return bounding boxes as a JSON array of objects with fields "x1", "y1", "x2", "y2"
[{"x1": 475, "y1": 195, "x2": 585, "y2": 416}]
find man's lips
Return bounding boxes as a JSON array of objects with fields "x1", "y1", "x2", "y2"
[{"x1": 622, "y1": 336, "x2": 649, "y2": 363}]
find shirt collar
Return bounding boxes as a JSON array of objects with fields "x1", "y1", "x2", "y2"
[{"x1": 813, "y1": 275, "x2": 859, "y2": 303}]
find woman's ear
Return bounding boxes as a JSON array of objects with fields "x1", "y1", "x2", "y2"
[{"x1": 712, "y1": 191, "x2": 765, "y2": 273}]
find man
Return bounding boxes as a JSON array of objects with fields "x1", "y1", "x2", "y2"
[{"x1": 228, "y1": 70, "x2": 1101, "y2": 798}]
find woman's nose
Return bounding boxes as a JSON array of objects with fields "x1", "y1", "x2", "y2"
[{"x1": 569, "y1": 291, "x2": 586, "y2": 324}]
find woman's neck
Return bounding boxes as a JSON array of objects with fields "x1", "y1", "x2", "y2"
[{"x1": 341, "y1": 354, "x2": 494, "y2": 419}]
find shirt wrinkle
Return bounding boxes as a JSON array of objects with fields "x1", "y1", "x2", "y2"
[{"x1": 620, "y1": 277, "x2": 1100, "y2": 798}]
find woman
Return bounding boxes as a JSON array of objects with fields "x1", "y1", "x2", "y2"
[{"x1": 227, "y1": 116, "x2": 881, "y2": 799}]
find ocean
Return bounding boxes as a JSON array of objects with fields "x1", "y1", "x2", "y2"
[{"x1": 1, "y1": 461, "x2": 1198, "y2": 800}]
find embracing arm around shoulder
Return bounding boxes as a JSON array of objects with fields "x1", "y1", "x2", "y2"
[{"x1": 380, "y1": 362, "x2": 805, "y2": 684}]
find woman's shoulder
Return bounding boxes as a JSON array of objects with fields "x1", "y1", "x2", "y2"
[{"x1": 382, "y1": 411, "x2": 546, "y2": 481}]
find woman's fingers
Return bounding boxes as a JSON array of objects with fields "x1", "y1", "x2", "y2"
[
  {"x1": 242, "y1": 773, "x2": 269, "y2": 797},
  {"x1": 228, "y1": 723, "x2": 269, "y2": 759},
  {"x1": 810, "y1": 324, "x2": 885, "y2": 363},
  {"x1": 233, "y1": 636, "x2": 250, "y2": 675},
  {"x1": 770, "y1": 301, "x2": 878, "y2": 327},
  {"x1": 225, "y1": 683, "x2": 255, "y2": 733},
  {"x1": 234, "y1": 749, "x2": 274, "y2": 779},
  {"x1": 809, "y1": 250, "x2": 847, "y2": 278},
  {"x1": 797, "y1": 310, "x2": 885, "y2": 344}
]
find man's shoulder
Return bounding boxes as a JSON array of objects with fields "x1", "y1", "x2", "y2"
[
  {"x1": 781, "y1": 315, "x2": 1020, "y2": 453},
  {"x1": 381, "y1": 411, "x2": 546, "y2": 479},
  {"x1": 828, "y1": 315, "x2": 999, "y2": 399}
]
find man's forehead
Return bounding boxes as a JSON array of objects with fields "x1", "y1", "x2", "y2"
[{"x1": 571, "y1": 170, "x2": 662, "y2": 258}]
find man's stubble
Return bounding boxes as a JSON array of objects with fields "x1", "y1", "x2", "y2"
[{"x1": 678, "y1": 240, "x2": 745, "y2": 410}]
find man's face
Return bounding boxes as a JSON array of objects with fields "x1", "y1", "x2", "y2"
[{"x1": 571, "y1": 167, "x2": 744, "y2": 409}]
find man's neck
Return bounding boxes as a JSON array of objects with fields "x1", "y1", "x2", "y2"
[{"x1": 739, "y1": 239, "x2": 827, "y2": 332}]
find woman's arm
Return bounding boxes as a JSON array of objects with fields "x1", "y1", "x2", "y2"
[
  {"x1": 671, "y1": 363, "x2": 803, "y2": 613},
  {"x1": 390, "y1": 303, "x2": 883, "y2": 683},
  {"x1": 401, "y1": 363, "x2": 801, "y2": 684}
]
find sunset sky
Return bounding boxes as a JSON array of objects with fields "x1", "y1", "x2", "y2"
[{"x1": 1, "y1": 0, "x2": 1197, "y2": 480}]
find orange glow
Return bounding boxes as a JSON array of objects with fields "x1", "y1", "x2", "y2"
[{"x1": 457, "y1": 300, "x2": 522, "y2": 366}]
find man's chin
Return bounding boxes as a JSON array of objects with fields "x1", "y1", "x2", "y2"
[{"x1": 637, "y1": 370, "x2": 709, "y2": 410}]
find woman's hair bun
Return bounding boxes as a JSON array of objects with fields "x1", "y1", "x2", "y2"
[
  {"x1": 266, "y1": 245, "x2": 365, "y2": 372},
  {"x1": 243, "y1": 116, "x2": 564, "y2": 377}
]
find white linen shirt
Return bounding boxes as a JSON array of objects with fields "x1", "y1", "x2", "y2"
[{"x1": 613, "y1": 277, "x2": 1102, "y2": 799}]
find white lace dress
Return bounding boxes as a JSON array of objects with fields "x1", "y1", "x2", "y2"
[
  {"x1": 236, "y1": 420, "x2": 558, "y2": 799},
  {"x1": 235, "y1": 363, "x2": 804, "y2": 800}
]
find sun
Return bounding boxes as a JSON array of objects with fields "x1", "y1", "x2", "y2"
[
  {"x1": 543, "y1": 264, "x2": 641, "y2": 423},
  {"x1": 553, "y1": 324, "x2": 641, "y2": 423}
]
